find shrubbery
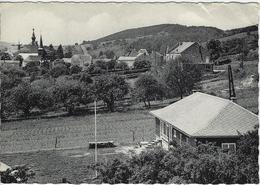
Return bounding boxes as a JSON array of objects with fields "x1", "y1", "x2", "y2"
[{"x1": 93, "y1": 127, "x2": 258, "y2": 184}]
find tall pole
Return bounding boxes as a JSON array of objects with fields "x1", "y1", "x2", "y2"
[{"x1": 94, "y1": 100, "x2": 97, "y2": 178}]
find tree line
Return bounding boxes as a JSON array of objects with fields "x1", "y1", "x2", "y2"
[{"x1": 1, "y1": 57, "x2": 201, "y2": 119}]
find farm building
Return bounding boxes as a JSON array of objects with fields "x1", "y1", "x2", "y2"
[
  {"x1": 18, "y1": 53, "x2": 40, "y2": 67},
  {"x1": 150, "y1": 92, "x2": 258, "y2": 151},
  {"x1": 118, "y1": 49, "x2": 150, "y2": 68},
  {"x1": 70, "y1": 54, "x2": 92, "y2": 70},
  {"x1": 166, "y1": 42, "x2": 213, "y2": 71}
]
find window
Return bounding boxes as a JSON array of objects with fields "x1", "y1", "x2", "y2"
[
  {"x1": 222, "y1": 143, "x2": 236, "y2": 153},
  {"x1": 172, "y1": 128, "x2": 176, "y2": 138}
]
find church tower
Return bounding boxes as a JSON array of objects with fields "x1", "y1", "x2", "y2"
[
  {"x1": 31, "y1": 28, "x2": 36, "y2": 45},
  {"x1": 38, "y1": 35, "x2": 45, "y2": 59}
]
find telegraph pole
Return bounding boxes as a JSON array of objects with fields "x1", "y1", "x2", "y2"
[{"x1": 94, "y1": 99, "x2": 98, "y2": 178}]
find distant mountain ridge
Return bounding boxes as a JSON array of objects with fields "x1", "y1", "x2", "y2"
[{"x1": 89, "y1": 24, "x2": 224, "y2": 44}]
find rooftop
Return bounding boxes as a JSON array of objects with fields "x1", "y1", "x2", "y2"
[
  {"x1": 150, "y1": 92, "x2": 258, "y2": 137},
  {"x1": 169, "y1": 42, "x2": 195, "y2": 54}
]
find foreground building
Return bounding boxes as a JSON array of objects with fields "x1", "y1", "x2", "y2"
[{"x1": 150, "y1": 92, "x2": 258, "y2": 151}]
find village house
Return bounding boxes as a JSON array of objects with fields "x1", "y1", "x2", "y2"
[
  {"x1": 150, "y1": 92, "x2": 258, "y2": 151},
  {"x1": 166, "y1": 42, "x2": 213, "y2": 71},
  {"x1": 117, "y1": 49, "x2": 150, "y2": 68},
  {"x1": 70, "y1": 53, "x2": 92, "y2": 70}
]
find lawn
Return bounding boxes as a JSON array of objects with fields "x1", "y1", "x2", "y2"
[
  {"x1": 0, "y1": 110, "x2": 155, "y2": 154},
  {"x1": 0, "y1": 147, "x2": 126, "y2": 183},
  {"x1": 0, "y1": 109, "x2": 156, "y2": 183}
]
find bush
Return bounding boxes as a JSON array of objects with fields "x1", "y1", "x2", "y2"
[
  {"x1": 94, "y1": 127, "x2": 258, "y2": 184},
  {"x1": 50, "y1": 63, "x2": 69, "y2": 78},
  {"x1": 133, "y1": 60, "x2": 151, "y2": 69}
]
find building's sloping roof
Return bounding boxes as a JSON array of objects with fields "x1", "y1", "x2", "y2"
[
  {"x1": 138, "y1": 49, "x2": 149, "y2": 55},
  {"x1": 0, "y1": 161, "x2": 11, "y2": 172},
  {"x1": 118, "y1": 56, "x2": 136, "y2": 61},
  {"x1": 18, "y1": 53, "x2": 38, "y2": 61},
  {"x1": 150, "y1": 92, "x2": 258, "y2": 137},
  {"x1": 170, "y1": 42, "x2": 195, "y2": 54},
  {"x1": 25, "y1": 55, "x2": 41, "y2": 62}
]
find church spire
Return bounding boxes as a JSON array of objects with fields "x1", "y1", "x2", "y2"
[
  {"x1": 31, "y1": 28, "x2": 36, "y2": 45},
  {"x1": 40, "y1": 35, "x2": 43, "y2": 48}
]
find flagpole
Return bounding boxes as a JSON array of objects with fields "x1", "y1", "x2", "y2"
[{"x1": 94, "y1": 99, "x2": 97, "y2": 178}]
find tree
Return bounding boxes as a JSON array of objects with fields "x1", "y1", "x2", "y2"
[
  {"x1": 0, "y1": 165, "x2": 35, "y2": 183},
  {"x1": 56, "y1": 44, "x2": 64, "y2": 59},
  {"x1": 107, "y1": 60, "x2": 117, "y2": 70},
  {"x1": 64, "y1": 46, "x2": 73, "y2": 58},
  {"x1": 47, "y1": 44, "x2": 56, "y2": 61},
  {"x1": 50, "y1": 63, "x2": 69, "y2": 78},
  {"x1": 133, "y1": 60, "x2": 151, "y2": 69},
  {"x1": 9, "y1": 80, "x2": 54, "y2": 116},
  {"x1": 115, "y1": 62, "x2": 129, "y2": 70},
  {"x1": 70, "y1": 65, "x2": 82, "y2": 75},
  {"x1": 104, "y1": 50, "x2": 115, "y2": 59},
  {"x1": 134, "y1": 73, "x2": 165, "y2": 108},
  {"x1": 94, "y1": 128, "x2": 259, "y2": 184},
  {"x1": 50, "y1": 76, "x2": 86, "y2": 115},
  {"x1": 163, "y1": 58, "x2": 202, "y2": 99},
  {"x1": 206, "y1": 39, "x2": 222, "y2": 60},
  {"x1": 94, "y1": 74, "x2": 129, "y2": 112}
]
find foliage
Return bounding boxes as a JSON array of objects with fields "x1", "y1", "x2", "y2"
[
  {"x1": 50, "y1": 76, "x2": 90, "y2": 114},
  {"x1": 0, "y1": 66, "x2": 26, "y2": 91},
  {"x1": 23, "y1": 61, "x2": 40, "y2": 75},
  {"x1": 134, "y1": 73, "x2": 165, "y2": 108},
  {"x1": 133, "y1": 60, "x2": 151, "y2": 69},
  {"x1": 9, "y1": 81, "x2": 54, "y2": 115},
  {"x1": 56, "y1": 44, "x2": 64, "y2": 59},
  {"x1": 95, "y1": 128, "x2": 259, "y2": 184},
  {"x1": 207, "y1": 39, "x2": 222, "y2": 60},
  {"x1": 163, "y1": 58, "x2": 202, "y2": 99},
  {"x1": 94, "y1": 74, "x2": 129, "y2": 112},
  {"x1": 104, "y1": 50, "x2": 115, "y2": 59},
  {"x1": 50, "y1": 63, "x2": 69, "y2": 78},
  {"x1": 115, "y1": 61, "x2": 129, "y2": 70},
  {"x1": 0, "y1": 165, "x2": 35, "y2": 183},
  {"x1": 87, "y1": 63, "x2": 105, "y2": 74},
  {"x1": 107, "y1": 60, "x2": 117, "y2": 70},
  {"x1": 70, "y1": 65, "x2": 82, "y2": 75}
]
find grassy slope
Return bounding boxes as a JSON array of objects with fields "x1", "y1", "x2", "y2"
[{"x1": 201, "y1": 59, "x2": 258, "y2": 114}]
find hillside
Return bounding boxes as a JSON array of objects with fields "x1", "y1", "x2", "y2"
[
  {"x1": 84, "y1": 24, "x2": 224, "y2": 55},
  {"x1": 91, "y1": 24, "x2": 224, "y2": 43}
]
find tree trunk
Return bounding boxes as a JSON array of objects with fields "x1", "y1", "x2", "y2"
[
  {"x1": 107, "y1": 101, "x2": 115, "y2": 112},
  {"x1": 148, "y1": 100, "x2": 151, "y2": 108}
]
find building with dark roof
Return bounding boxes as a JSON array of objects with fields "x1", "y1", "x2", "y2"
[
  {"x1": 166, "y1": 42, "x2": 213, "y2": 72},
  {"x1": 150, "y1": 92, "x2": 258, "y2": 151}
]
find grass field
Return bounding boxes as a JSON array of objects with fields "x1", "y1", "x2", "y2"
[
  {"x1": 0, "y1": 109, "x2": 155, "y2": 183},
  {"x1": 0, "y1": 110, "x2": 155, "y2": 154},
  {"x1": 201, "y1": 59, "x2": 258, "y2": 113}
]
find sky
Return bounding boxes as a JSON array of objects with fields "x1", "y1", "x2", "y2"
[{"x1": 0, "y1": 2, "x2": 259, "y2": 45}]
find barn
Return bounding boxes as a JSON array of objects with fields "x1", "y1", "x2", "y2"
[
  {"x1": 166, "y1": 42, "x2": 213, "y2": 71},
  {"x1": 150, "y1": 92, "x2": 258, "y2": 151}
]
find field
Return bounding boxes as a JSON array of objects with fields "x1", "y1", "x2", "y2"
[
  {"x1": 0, "y1": 110, "x2": 155, "y2": 183},
  {"x1": 201, "y1": 59, "x2": 258, "y2": 113}
]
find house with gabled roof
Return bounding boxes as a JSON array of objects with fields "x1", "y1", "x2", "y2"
[
  {"x1": 166, "y1": 42, "x2": 213, "y2": 71},
  {"x1": 117, "y1": 49, "x2": 150, "y2": 69},
  {"x1": 150, "y1": 92, "x2": 258, "y2": 151}
]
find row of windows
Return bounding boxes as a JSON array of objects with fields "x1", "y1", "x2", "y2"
[{"x1": 161, "y1": 121, "x2": 188, "y2": 144}]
